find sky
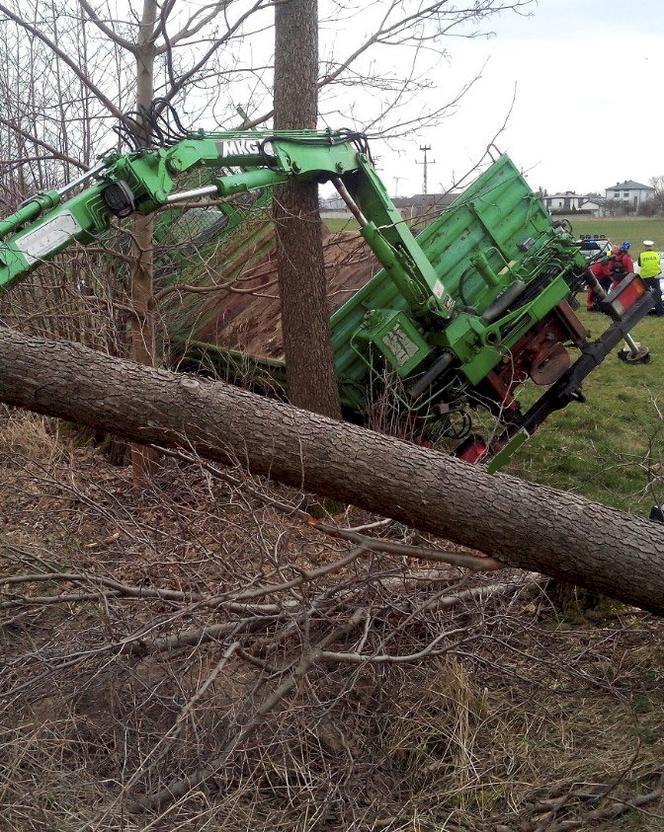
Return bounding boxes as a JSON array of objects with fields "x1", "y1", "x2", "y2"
[
  {"x1": 375, "y1": 0, "x2": 664, "y2": 198},
  {"x1": 55, "y1": 0, "x2": 664, "y2": 202}
]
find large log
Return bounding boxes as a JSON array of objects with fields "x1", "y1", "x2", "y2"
[{"x1": 1, "y1": 327, "x2": 663, "y2": 613}]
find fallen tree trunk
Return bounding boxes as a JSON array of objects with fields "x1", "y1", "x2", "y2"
[{"x1": 1, "y1": 327, "x2": 663, "y2": 613}]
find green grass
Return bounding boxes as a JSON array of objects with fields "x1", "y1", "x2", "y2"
[
  {"x1": 506, "y1": 309, "x2": 664, "y2": 515},
  {"x1": 324, "y1": 214, "x2": 664, "y2": 248},
  {"x1": 569, "y1": 216, "x2": 664, "y2": 250},
  {"x1": 323, "y1": 217, "x2": 359, "y2": 232}
]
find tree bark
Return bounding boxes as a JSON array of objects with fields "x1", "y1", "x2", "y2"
[
  {"x1": 130, "y1": 0, "x2": 159, "y2": 481},
  {"x1": 1, "y1": 327, "x2": 664, "y2": 615},
  {"x1": 273, "y1": 0, "x2": 341, "y2": 420}
]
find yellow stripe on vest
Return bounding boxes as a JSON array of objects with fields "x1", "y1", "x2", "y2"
[{"x1": 639, "y1": 250, "x2": 661, "y2": 278}]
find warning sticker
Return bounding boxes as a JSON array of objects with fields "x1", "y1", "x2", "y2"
[
  {"x1": 15, "y1": 210, "x2": 82, "y2": 264},
  {"x1": 432, "y1": 279, "x2": 445, "y2": 299},
  {"x1": 383, "y1": 325, "x2": 419, "y2": 367}
]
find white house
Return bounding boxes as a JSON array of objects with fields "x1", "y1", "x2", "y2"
[
  {"x1": 542, "y1": 192, "x2": 604, "y2": 216},
  {"x1": 578, "y1": 199, "x2": 603, "y2": 217},
  {"x1": 605, "y1": 180, "x2": 654, "y2": 210},
  {"x1": 543, "y1": 192, "x2": 583, "y2": 212}
]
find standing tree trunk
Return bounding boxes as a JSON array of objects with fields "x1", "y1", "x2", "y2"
[
  {"x1": 130, "y1": 0, "x2": 159, "y2": 481},
  {"x1": 2, "y1": 326, "x2": 664, "y2": 616},
  {"x1": 273, "y1": 0, "x2": 341, "y2": 419}
]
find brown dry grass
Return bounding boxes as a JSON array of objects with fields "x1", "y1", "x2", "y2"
[{"x1": 1, "y1": 408, "x2": 664, "y2": 832}]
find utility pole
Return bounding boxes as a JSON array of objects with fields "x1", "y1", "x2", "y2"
[{"x1": 417, "y1": 144, "x2": 435, "y2": 195}]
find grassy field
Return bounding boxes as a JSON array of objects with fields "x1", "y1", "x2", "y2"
[
  {"x1": 504, "y1": 218, "x2": 664, "y2": 514},
  {"x1": 323, "y1": 216, "x2": 359, "y2": 232},
  {"x1": 568, "y1": 216, "x2": 664, "y2": 251},
  {"x1": 505, "y1": 308, "x2": 664, "y2": 515}
]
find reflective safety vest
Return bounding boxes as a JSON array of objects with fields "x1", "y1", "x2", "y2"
[{"x1": 639, "y1": 249, "x2": 661, "y2": 278}]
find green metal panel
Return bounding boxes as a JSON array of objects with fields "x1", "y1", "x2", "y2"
[
  {"x1": 358, "y1": 309, "x2": 432, "y2": 376},
  {"x1": 176, "y1": 152, "x2": 587, "y2": 420},
  {"x1": 330, "y1": 155, "x2": 586, "y2": 390}
]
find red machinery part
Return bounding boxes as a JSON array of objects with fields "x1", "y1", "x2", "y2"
[
  {"x1": 456, "y1": 435, "x2": 489, "y2": 464},
  {"x1": 480, "y1": 300, "x2": 587, "y2": 413},
  {"x1": 455, "y1": 300, "x2": 591, "y2": 467},
  {"x1": 606, "y1": 274, "x2": 648, "y2": 317}
]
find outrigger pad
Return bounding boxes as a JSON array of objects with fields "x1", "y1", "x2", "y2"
[{"x1": 618, "y1": 344, "x2": 651, "y2": 365}]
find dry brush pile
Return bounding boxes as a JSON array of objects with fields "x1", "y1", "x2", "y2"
[{"x1": 2, "y1": 409, "x2": 664, "y2": 831}]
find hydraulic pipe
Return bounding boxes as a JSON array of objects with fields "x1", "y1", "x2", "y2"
[
  {"x1": 167, "y1": 169, "x2": 288, "y2": 203},
  {"x1": 216, "y1": 168, "x2": 288, "y2": 196},
  {"x1": 0, "y1": 192, "x2": 60, "y2": 239},
  {"x1": 167, "y1": 185, "x2": 219, "y2": 203},
  {"x1": 471, "y1": 251, "x2": 501, "y2": 288},
  {"x1": 56, "y1": 159, "x2": 107, "y2": 198},
  {"x1": 332, "y1": 176, "x2": 421, "y2": 308},
  {"x1": 332, "y1": 177, "x2": 369, "y2": 226},
  {"x1": 0, "y1": 160, "x2": 107, "y2": 239}
]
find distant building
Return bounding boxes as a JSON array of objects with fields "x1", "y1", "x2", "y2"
[
  {"x1": 319, "y1": 195, "x2": 347, "y2": 211},
  {"x1": 605, "y1": 180, "x2": 654, "y2": 211},
  {"x1": 577, "y1": 199, "x2": 604, "y2": 217},
  {"x1": 319, "y1": 195, "x2": 350, "y2": 219},
  {"x1": 320, "y1": 208, "x2": 353, "y2": 220},
  {"x1": 543, "y1": 192, "x2": 584, "y2": 212},
  {"x1": 392, "y1": 192, "x2": 459, "y2": 220},
  {"x1": 542, "y1": 192, "x2": 606, "y2": 217}
]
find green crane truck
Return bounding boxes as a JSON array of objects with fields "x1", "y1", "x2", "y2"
[{"x1": 0, "y1": 123, "x2": 653, "y2": 470}]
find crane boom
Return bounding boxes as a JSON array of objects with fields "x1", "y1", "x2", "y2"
[{"x1": 0, "y1": 130, "x2": 452, "y2": 319}]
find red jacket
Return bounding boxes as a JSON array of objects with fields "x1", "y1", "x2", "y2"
[
  {"x1": 613, "y1": 252, "x2": 634, "y2": 276},
  {"x1": 590, "y1": 260, "x2": 614, "y2": 285},
  {"x1": 590, "y1": 254, "x2": 633, "y2": 287}
]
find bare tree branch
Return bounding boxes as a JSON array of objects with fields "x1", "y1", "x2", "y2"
[
  {"x1": 78, "y1": 0, "x2": 136, "y2": 53},
  {"x1": 0, "y1": 2, "x2": 123, "y2": 118}
]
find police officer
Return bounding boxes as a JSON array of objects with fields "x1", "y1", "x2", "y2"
[{"x1": 638, "y1": 241, "x2": 664, "y2": 315}]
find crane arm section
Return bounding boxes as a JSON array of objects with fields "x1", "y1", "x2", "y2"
[{"x1": 0, "y1": 130, "x2": 452, "y2": 319}]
